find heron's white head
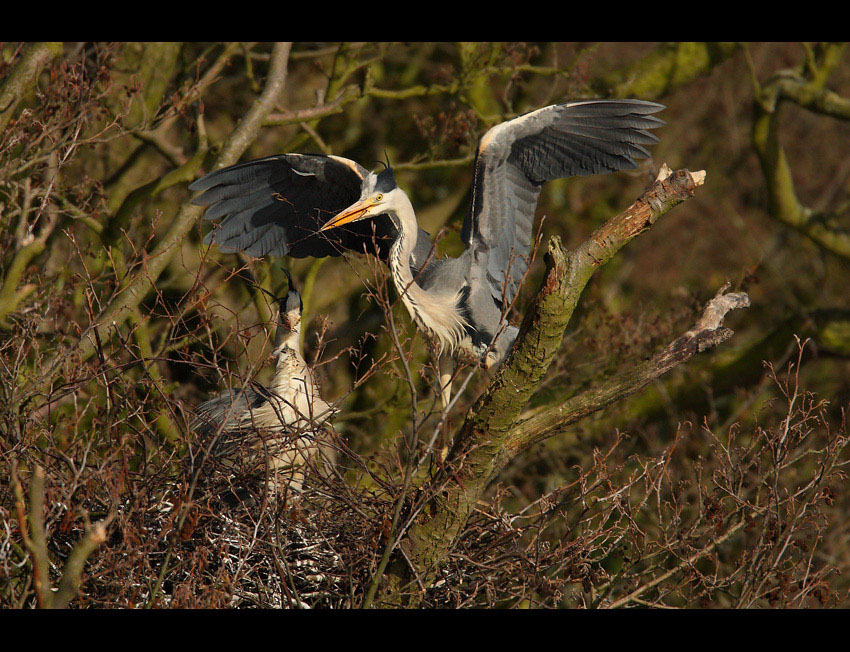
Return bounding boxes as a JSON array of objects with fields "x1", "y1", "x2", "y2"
[
  {"x1": 319, "y1": 166, "x2": 407, "y2": 232},
  {"x1": 281, "y1": 288, "x2": 302, "y2": 331},
  {"x1": 275, "y1": 270, "x2": 302, "y2": 333}
]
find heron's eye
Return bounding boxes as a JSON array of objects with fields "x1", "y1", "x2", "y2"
[{"x1": 375, "y1": 194, "x2": 383, "y2": 202}]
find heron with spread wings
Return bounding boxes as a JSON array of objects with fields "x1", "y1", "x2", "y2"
[{"x1": 190, "y1": 99, "x2": 664, "y2": 402}]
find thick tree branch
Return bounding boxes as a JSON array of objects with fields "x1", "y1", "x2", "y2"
[
  {"x1": 51, "y1": 522, "x2": 108, "y2": 609},
  {"x1": 264, "y1": 85, "x2": 360, "y2": 126},
  {"x1": 0, "y1": 42, "x2": 63, "y2": 132},
  {"x1": 12, "y1": 466, "x2": 108, "y2": 608},
  {"x1": 0, "y1": 153, "x2": 62, "y2": 324},
  {"x1": 772, "y1": 74, "x2": 850, "y2": 120},
  {"x1": 120, "y1": 42, "x2": 184, "y2": 131},
  {"x1": 214, "y1": 42, "x2": 292, "y2": 167},
  {"x1": 752, "y1": 43, "x2": 850, "y2": 260},
  {"x1": 593, "y1": 42, "x2": 738, "y2": 99}
]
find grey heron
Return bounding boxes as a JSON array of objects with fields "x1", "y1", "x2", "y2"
[
  {"x1": 193, "y1": 274, "x2": 337, "y2": 504},
  {"x1": 190, "y1": 99, "x2": 664, "y2": 391}
]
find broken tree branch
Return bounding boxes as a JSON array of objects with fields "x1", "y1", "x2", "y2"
[{"x1": 509, "y1": 284, "x2": 750, "y2": 451}]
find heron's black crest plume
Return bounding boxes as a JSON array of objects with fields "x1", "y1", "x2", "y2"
[
  {"x1": 280, "y1": 268, "x2": 303, "y2": 313},
  {"x1": 371, "y1": 150, "x2": 397, "y2": 192},
  {"x1": 281, "y1": 267, "x2": 296, "y2": 292},
  {"x1": 375, "y1": 165, "x2": 397, "y2": 192}
]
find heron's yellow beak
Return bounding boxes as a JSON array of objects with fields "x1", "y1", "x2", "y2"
[{"x1": 319, "y1": 197, "x2": 377, "y2": 232}]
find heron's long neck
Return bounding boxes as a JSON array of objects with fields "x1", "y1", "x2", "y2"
[
  {"x1": 272, "y1": 316, "x2": 303, "y2": 388},
  {"x1": 388, "y1": 194, "x2": 420, "y2": 296},
  {"x1": 389, "y1": 193, "x2": 465, "y2": 352},
  {"x1": 274, "y1": 316, "x2": 300, "y2": 352}
]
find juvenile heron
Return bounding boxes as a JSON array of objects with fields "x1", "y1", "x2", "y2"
[
  {"x1": 190, "y1": 99, "x2": 664, "y2": 381},
  {"x1": 193, "y1": 275, "x2": 336, "y2": 504}
]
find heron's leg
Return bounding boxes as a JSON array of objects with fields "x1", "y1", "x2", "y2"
[
  {"x1": 436, "y1": 355, "x2": 455, "y2": 464},
  {"x1": 438, "y1": 355, "x2": 454, "y2": 413}
]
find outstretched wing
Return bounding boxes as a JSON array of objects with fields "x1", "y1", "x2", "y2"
[
  {"x1": 191, "y1": 153, "x2": 433, "y2": 264},
  {"x1": 462, "y1": 99, "x2": 665, "y2": 305}
]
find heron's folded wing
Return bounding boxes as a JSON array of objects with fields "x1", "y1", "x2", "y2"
[
  {"x1": 192, "y1": 385, "x2": 266, "y2": 436},
  {"x1": 462, "y1": 99, "x2": 665, "y2": 305}
]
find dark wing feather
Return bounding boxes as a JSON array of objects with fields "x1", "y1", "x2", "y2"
[
  {"x1": 462, "y1": 99, "x2": 664, "y2": 306},
  {"x1": 192, "y1": 384, "x2": 272, "y2": 436},
  {"x1": 191, "y1": 153, "x2": 410, "y2": 261}
]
